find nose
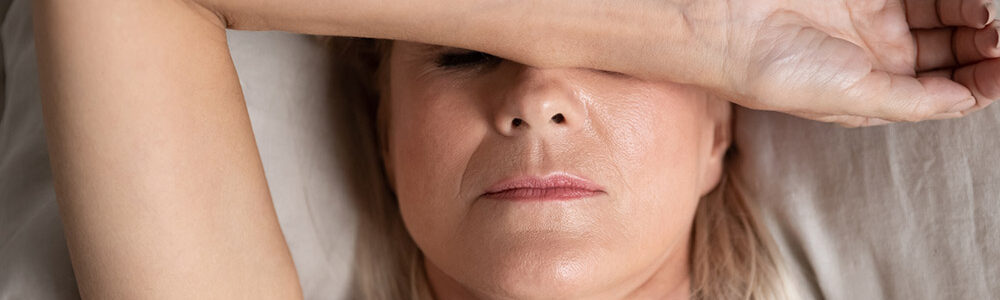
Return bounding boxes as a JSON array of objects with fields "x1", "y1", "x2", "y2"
[{"x1": 494, "y1": 67, "x2": 586, "y2": 136}]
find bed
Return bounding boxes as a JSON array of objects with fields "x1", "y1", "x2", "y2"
[{"x1": 1, "y1": 0, "x2": 997, "y2": 298}]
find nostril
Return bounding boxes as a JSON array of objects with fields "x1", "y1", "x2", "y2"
[
  {"x1": 512, "y1": 118, "x2": 524, "y2": 127},
  {"x1": 551, "y1": 113, "x2": 565, "y2": 124}
]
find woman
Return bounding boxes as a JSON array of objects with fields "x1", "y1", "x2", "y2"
[
  {"x1": 34, "y1": 0, "x2": 1000, "y2": 298},
  {"x1": 338, "y1": 39, "x2": 787, "y2": 299}
]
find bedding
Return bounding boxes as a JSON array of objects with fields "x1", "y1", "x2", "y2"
[
  {"x1": 0, "y1": 0, "x2": 78, "y2": 298},
  {"x1": 734, "y1": 107, "x2": 1000, "y2": 299},
  {"x1": 1, "y1": 0, "x2": 997, "y2": 298}
]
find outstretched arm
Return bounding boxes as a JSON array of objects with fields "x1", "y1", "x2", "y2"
[{"x1": 35, "y1": 1, "x2": 300, "y2": 298}]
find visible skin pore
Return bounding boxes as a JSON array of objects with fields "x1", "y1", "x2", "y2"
[
  {"x1": 32, "y1": 0, "x2": 1000, "y2": 298},
  {"x1": 384, "y1": 42, "x2": 731, "y2": 299}
]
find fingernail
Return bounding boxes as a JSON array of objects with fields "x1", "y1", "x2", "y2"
[
  {"x1": 990, "y1": 1, "x2": 998, "y2": 24},
  {"x1": 974, "y1": 24, "x2": 1000, "y2": 58},
  {"x1": 983, "y1": 1, "x2": 996, "y2": 28},
  {"x1": 973, "y1": 1, "x2": 997, "y2": 28},
  {"x1": 993, "y1": 24, "x2": 1000, "y2": 48},
  {"x1": 977, "y1": 24, "x2": 1000, "y2": 47},
  {"x1": 949, "y1": 97, "x2": 977, "y2": 113},
  {"x1": 990, "y1": 23, "x2": 1000, "y2": 48}
]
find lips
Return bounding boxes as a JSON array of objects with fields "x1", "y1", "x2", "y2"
[{"x1": 482, "y1": 173, "x2": 604, "y2": 201}]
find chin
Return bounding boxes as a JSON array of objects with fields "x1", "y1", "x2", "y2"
[{"x1": 469, "y1": 236, "x2": 615, "y2": 300}]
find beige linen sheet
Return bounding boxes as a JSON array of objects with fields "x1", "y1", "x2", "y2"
[{"x1": 1, "y1": 0, "x2": 997, "y2": 298}]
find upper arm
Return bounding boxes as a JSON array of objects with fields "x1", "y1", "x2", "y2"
[{"x1": 34, "y1": 0, "x2": 301, "y2": 298}]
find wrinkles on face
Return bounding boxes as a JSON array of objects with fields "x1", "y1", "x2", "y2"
[{"x1": 385, "y1": 41, "x2": 725, "y2": 299}]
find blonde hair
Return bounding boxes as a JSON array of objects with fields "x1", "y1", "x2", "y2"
[
  {"x1": 690, "y1": 148, "x2": 791, "y2": 299},
  {"x1": 326, "y1": 37, "x2": 791, "y2": 299}
]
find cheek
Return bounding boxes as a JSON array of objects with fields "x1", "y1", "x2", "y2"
[
  {"x1": 587, "y1": 86, "x2": 708, "y2": 246},
  {"x1": 383, "y1": 51, "x2": 717, "y2": 294},
  {"x1": 592, "y1": 86, "x2": 707, "y2": 191},
  {"x1": 387, "y1": 73, "x2": 487, "y2": 248}
]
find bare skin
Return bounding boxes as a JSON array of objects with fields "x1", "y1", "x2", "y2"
[
  {"x1": 33, "y1": 0, "x2": 1000, "y2": 298},
  {"x1": 384, "y1": 41, "x2": 731, "y2": 299},
  {"x1": 34, "y1": 1, "x2": 301, "y2": 298},
  {"x1": 193, "y1": 0, "x2": 1000, "y2": 126}
]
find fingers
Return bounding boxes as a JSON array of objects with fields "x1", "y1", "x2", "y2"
[
  {"x1": 918, "y1": 58, "x2": 1000, "y2": 113},
  {"x1": 914, "y1": 23, "x2": 1000, "y2": 71},
  {"x1": 952, "y1": 58, "x2": 1000, "y2": 110},
  {"x1": 841, "y1": 70, "x2": 976, "y2": 122},
  {"x1": 790, "y1": 69, "x2": 978, "y2": 126},
  {"x1": 906, "y1": 0, "x2": 995, "y2": 29}
]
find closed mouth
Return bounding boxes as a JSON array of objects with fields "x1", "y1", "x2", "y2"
[{"x1": 482, "y1": 173, "x2": 604, "y2": 201}]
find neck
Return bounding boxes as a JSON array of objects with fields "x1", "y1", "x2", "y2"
[
  {"x1": 623, "y1": 245, "x2": 691, "y2": 300},
  {"x1": 424, "y1": 243, "x2": 691, "y2": 300}
]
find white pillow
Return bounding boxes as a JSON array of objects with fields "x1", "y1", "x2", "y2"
[
  {"x1": 228, "y1": 31, "x2": 359, "y2": 298},
  {"x1": 2, "y1": 0, "x2": 998, "y2": 298}
]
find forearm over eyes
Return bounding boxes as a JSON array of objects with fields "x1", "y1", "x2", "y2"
[{"x1": 194, "y1": 0, "x2": 728, "y2": 86}]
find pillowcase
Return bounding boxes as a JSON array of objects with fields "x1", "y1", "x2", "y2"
[
  {"x1": 0, "y1": 0, "x2": 79, "y2": 298},
  {"x1": 228, "y1": 30, "x2": 359, "y2": 298},
  {"x1": 733, "y1": 106, "x2": 1000, "y2": 299},
  {"x1": 2, "y1": 0, "x2": 997, "y2": 298}
]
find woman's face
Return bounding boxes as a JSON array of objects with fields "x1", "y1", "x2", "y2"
[{"x1": 384, "y1": 41, "x2": 731, "y2": 298}]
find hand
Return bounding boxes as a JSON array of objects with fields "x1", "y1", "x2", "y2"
[{"x1": 719, "y1": 0, "x2": 999, "y2": 126}]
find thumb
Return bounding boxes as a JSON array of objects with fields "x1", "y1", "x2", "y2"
[{"x1": 838, "y1": 70, "x2": 975, "y2": 122}]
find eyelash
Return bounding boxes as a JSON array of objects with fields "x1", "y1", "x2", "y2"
[
  {"x1": 434, "y1": 50, "x2": 503, "y2": 70},
  {"x1": 432, "y1": 49, "x2": 630, "y2": 80}
]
